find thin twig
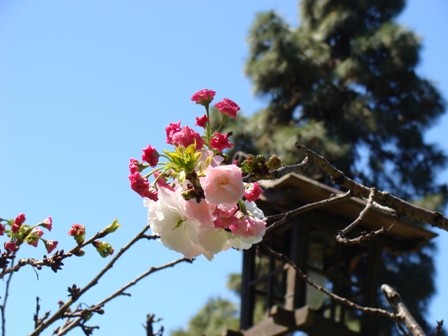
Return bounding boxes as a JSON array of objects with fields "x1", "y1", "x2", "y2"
[
  {"x1": 28, "y1": 224, "x2": 152, "y2": 336},
  {"x1": 336, "y1": 188, "x2": 396, "y2": 245},
  {"x1": 339, "y1": 188, "x2": 376, "y2": 236},
  {"x1": 336, "y1": 226, "x2": 391, "y2": 245},
  {"x1": 266, "y1": 190, "x2": 351, "y2": 233},
  {"x1": 0, "y1": 257, "x2": 15, "y2": 336},
  {"x1": 54, "y1": 257, "x2": 191, "y2": 336},
  {"x1": 260, "y1": 243, "x2": 396, "y2": 319},
  {"x1": 0, "y1": 226, "x2": 123, "y2": 279},
  {"x1": 435, "y1": 320, "x2": 444, "y2": 336},
  {"x1": 270, "y1": 156, "x2": 309, "y2": 179}
]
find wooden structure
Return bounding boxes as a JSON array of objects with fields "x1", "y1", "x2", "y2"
[{"x1": 231, "y1": 173, "x2": 435, "y2": 336}]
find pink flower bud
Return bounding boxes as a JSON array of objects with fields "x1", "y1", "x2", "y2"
[
  {"x1": 129, "y1": 158, "x2": 141, "y2": 173},
  {"x1": 195, "y1": 114, "x2": 209, "y2": 128},
  {"x1": 171, "y1": 126, "x2": 204, "y2": 150},
  {"x1": 129, "y1": 172, "x2": 158, "y2": 200},
  {"x1": 214, "y1": 98, "x2": 240, "y2": 118},
  {"x1": 244, "y1": 182, "x2": 263, "y2": 202},
  {"x1": 14, "y1": 213, "x2": 26, "y2": 225},
  {"x1": 165, "y1": 121, "x2": 182, "y2": 145},
  {"x1": 68, "y1": 223, "x2": 85, "y2": 237},
  {"x1": 191, "y1": 89, "x2": 216, "y2": 106},
  {"x1": 40, "y1": 217, "x2": 53, "y2": 231},
  {"x1": 69, "y1": 223, "x2": 86, "y2": 245},
  {"x1": 142, "y1": 145, "x2": 159, "y2": 167},
  {"x1": 45, "y1": 240, "x2": 58, "y2": 253},
  {"x1": 4, "y1": 241, "x2": 18, "y2": 252},
  {"x1": 210, "y1": 132, "x2": 233, "y2": 152}
]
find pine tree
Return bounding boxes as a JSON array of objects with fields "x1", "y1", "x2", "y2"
[
  {"x1": 230, "y1": 0, "x2": 447, "y2": 334},
  {"x1": 239, "y1": 0, "x2": 446, "y2": 200}
]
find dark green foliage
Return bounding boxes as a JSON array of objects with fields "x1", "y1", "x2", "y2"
[
  {"x1": 170, "y1": 297, "x2": 239, "y2": 336},
  {"x1": 242, "y1": 0, "x2": 446, "y2": 201}
]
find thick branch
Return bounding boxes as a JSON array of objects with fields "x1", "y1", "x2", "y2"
[
  {"x1": 295, "y1": 143, "x2": 448, "y2": 231},
  {"x1": 382, "y1": 284, "x2": 426, "y2": 336}
]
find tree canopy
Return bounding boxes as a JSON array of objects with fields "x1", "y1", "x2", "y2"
[
  {"x1": 236, "y1": 0, "x2": 446, "y2": 201},
  {"x1": 227, "y1": 0, "x2": 446, "y2": 334}
]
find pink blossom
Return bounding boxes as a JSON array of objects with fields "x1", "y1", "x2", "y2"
[
  {"x1": 185, "y1": 199, "x2": 214, "y2": 228},
  {"x1": 171, "y1": 126, "x2": 204, "y2": 150},
  {"x1": 195, "y1": 114, "x2": 208, "y2": 128},
  {"x1": 165, "y1": 121, "x2": 182, "y2": 145},
  {"x1": 129, "y1": 158, "x2": 141, "y2": 173},
  {"x1": 212, "y1": 204, "x2": 238, "y2": 229},
  {"x1": 210, "y1": 132, "x2": 233, "y2": 151},
  {"x1": 15, "y1": 213, "x2": 26, "y2": 225},
  {"x1": 191, "y1": 89, "x2": 216, "y2": 106},
  {"x1": 4, "y1": 241, "x2": 18, "y2": 252},
  {"x1": 142, "y1": 145, "x2": 159, "y2": 167},
  {"x1": 27, "y1": 227, "x2": 44, "y2": 247},
  {"x1": 244, "y1": 182, "x2": 263, "y2": 202},
  {"x1": 214, "y1": 98, "x2": 240, "y2": 118},
  {"x1": 40, "y1": 217, "x2": 53, "y2": 231},
  {"x1": 129, "y1": 172, "x2": 158, "y2": 200},
  {"x1": 0, "y1": 224, "x2": 4, "y2": 235},
  {"x1": 229, "y1": 214, "x2": 266, "y2": 238},
  {"x1": 200, "y1": 164, "x2": 244, "y2": 205},
  {"x1": 45, "y1": 240, "x2": 58, "y2": 253}
]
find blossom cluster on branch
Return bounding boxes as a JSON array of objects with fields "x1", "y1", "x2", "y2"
[
  {"x1": 0, "y1": 213, "x2": 57, "y2": 255},
  {"x1": 129, "y1": 89, "x2": 270, "y2": 260}
]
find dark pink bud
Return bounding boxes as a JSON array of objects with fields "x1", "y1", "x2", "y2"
[
  {"x1": 142, "y1": 145, "x2": 159, "y2": 167},
  {"x1": 214, "y1": 98, "x2": 240, "y2": 118}
]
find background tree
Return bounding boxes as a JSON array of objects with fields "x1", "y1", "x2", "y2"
[
  {"x1": 223, "y1": 0, "x2": 446, "y2": 334},
  {"x1": 170, "y1": 276, "x2": 240, "y2": 336},
  {"x1": 240, "y1": 0, "x2": 446, "y2": 201}
]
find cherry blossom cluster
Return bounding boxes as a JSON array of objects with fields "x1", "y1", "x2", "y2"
[
  {"x1": 0, "y1": 213, "x2": 58, "y2": 254},
  {"x1": 129, "y1": 89, "x2": 266, "y2": 260}
]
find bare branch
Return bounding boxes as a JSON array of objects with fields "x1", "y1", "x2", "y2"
[
  {"x1": 294, "y1": 143, "x2": 448, "y2": 232},
  {"x1": 270, "y1": 156, "x2": 309, "y2": 179},
  {"x1": 52, "y1": 257, "x2": 191, "y2": 335},
  {"x1": 336, "y1": 188, "x2": 397, "y2": 245},
  {"x1": 382, "y1": 284, "x2": 426, "y2": 336},
  {"x1": 95, "y1": 257, "x2": 193, "y2": 308},
  {"x1": 266, "y1": 190, "x2": 351, "y2": 234},
  {"x1": 435, "y1": 320, "x2": 444, "y2": 336},
  {"x1": 336, "y1": 226, "x2": 391, "y2": 245},
  {"x1": 143, "y1": 314, "x2": 164, "y2": 336},
  {"x1": 0, "y1": 258, "x2": 15, "y2": 336},
  {"x1": 29, "y1": 224, "x2": 152, "y2": 336},
  {"x1": 260, "y1": 243, "x2": 395, "y2": 319}
]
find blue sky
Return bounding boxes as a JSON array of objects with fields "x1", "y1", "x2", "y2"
[{"x1": 0, "y1": 1, "x2": 447, "y2": 335}]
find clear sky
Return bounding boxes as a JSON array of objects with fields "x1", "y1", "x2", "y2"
[{"x1": 0, "y1": 1, "x2": 447, "y2": 335}]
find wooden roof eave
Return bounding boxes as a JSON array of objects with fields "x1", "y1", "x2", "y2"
[{"x1": 259, "y1": 173, "x2": 436, "y2": 252}]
